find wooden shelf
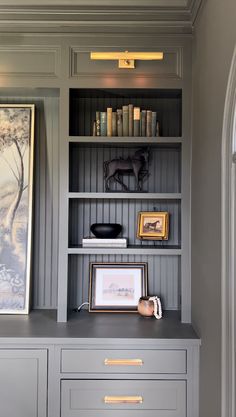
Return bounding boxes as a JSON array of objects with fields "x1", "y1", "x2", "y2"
[
  {"x1": 68, "y1": 192, "x2": 182, "y2": 200},
  {"x1": 68, "y1": 245, "x2": 182, "y2": 255}
]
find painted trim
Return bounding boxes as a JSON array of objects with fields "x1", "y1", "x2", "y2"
[
  {"x1": 70, "y1": 46, "x2": 183, "y2": 80},
  {"x1": 0, "y1": 45, "x2": 61, "y2": 79},
  {"x1": 0, "y1": 22, "x2": 193, "y2": 36},
  {"x1": 0, "y1": 0, "x2": 190, "y2": 7},
  {"x1": 0, "y1": 0, "x2": 204, "y2": 31},
  {"x1": 221, "y1": 44, "x2": 236, "y2": 417},
  {"x1": 188, "y1": 0, "x2": 203, "y2": 25}
]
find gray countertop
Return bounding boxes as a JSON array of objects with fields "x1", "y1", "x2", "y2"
[{"x1": 0, "y1": 309, "x2": 200, "y2": 342}]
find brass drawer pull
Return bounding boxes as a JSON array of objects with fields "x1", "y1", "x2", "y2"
[
  {"x1": 104, "y1": 358, "x2": 143, "y2": 366},
  {"x1": 104, "y1": 396, "x2": 143, "y2": 404}
]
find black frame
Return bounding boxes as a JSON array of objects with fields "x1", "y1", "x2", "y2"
[{"x1": 89, "y1": 262, "x2": 147, "y2": 312}]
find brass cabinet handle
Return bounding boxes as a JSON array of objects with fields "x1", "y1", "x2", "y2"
[
  {"x1": 104, "y1": 358, "x2": 143, "y2": 366},
  {"x1": 104, "y1": 396, "x2": 143, "y2": 404}
]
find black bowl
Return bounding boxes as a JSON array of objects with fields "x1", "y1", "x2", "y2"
[{"x1": 90, "y1": 223, "x2": 122, "y2": 239}]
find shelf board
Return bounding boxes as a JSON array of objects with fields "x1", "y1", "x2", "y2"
[
  {"x1": 68, "y1": 192, "x2": 182, "y2": 200},
  {"x1": 68, "y1": 245, "x2": 181, "y2": 255},
  {"x1": 69, "y1": 136, "x2": 182, "y2": 145},
  {"x1": 0, "y1": 310, "x2": 199, "y2": 341}
]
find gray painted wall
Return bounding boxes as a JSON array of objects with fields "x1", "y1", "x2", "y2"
[
  {"x1": 192, "y1": 1, "x2": 236, "y2": 416},
  {"x1": 0, "y1": 91, "x2": 60, "y2": 309}
]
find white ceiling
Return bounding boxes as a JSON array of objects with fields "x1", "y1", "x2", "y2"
[{"x1": 0, "y1": 0, "x2": 203, "y2": 33}]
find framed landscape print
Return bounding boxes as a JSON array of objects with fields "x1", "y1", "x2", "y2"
[
  {"x1": 0, "y1": 104, "x2": 35, "y2": 313},
  {"x1": 137, "y1": 211, "x2": 169, "y2": 240},
  {"x1": 89, "y1": 262, "x2": 147, "y2": 312}
]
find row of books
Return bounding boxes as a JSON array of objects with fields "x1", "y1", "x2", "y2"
[{"x1": 92, "y1": 105, "x2": 160, "y2": 137}]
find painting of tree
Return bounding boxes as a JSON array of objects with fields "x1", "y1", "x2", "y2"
[{"x1": 0, "y1": 105, "x2": 35, "y2": 313}]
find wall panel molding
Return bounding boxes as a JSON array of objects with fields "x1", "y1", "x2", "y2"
[
  {"x1": 0, "y1": 45, "x2": 61, "y2": 79},
  {"x1": 70, "y1": 46, "x2": 183, "y2": 80}
]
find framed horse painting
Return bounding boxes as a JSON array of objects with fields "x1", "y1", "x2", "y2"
[
  {"x1": 137, "y1": 211, "x2": 169, "y2": 240},
  {"x1": 0, "y1": 104, "x2": 35, "y2": 314}
]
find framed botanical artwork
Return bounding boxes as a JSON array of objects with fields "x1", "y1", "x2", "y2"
[
  {"x1": 137, "y1": 211, "x2": 169, "y2": 240},
  {"x1": 89, "y1": 262, "x2": 147, "y2": 312},
  {"x1": 0, "y1": 104, "x2": 35, "y2": 314}
]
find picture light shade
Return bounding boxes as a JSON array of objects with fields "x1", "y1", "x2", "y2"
[{"x1": 90, "y1": 51, "x2": 164, "y2": 69}]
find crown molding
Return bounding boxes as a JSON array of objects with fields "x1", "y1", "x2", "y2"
[
  {"x1": 187, "y1": 0, "x2": 203, "y2": 24},
  {"x1": 0, "y1": 20, "x2": 193, "y2": 36},
  {"x1": 0, "y1": 0, "x2": 189, "y2": 6},
  {"x1": 0, "y1": 0, "x2": 204, "y2": 33}
]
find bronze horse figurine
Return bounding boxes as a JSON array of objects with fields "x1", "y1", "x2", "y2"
[{"x1": 104, "y1": 148, "x2": 149, "y2": 191}]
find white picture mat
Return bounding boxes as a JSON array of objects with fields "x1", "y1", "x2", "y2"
[{"x1": 95, "y1": 267, "x2": 143, "y2": 307}]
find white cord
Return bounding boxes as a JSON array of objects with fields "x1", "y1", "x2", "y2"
[{"x1": 74, "y1": 302, "x2": 89, "y2": 312}]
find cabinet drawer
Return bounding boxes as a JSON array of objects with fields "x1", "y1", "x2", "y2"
[
  {"x1": 61, "y1": 349, "x2": 186, "y2": 374},
  {"x1": 61, "y1": 379, "x2": 186, "y2": 417}
]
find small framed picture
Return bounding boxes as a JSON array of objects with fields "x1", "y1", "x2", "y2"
[
  {"x1": 137, "y1": 211, "x2": 169, "y2": 240},
  {"x1": 89, "y1": 262, "x2": 147, "y2": 312}
]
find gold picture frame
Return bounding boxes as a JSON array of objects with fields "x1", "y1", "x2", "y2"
[
  {"x1": 137, "y1": 211, "x2": 169, "y2": 240},
  {"x1": 0, "y1": 104, "x2": 35, "y2": 314}
]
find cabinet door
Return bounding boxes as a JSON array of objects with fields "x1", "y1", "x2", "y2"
[{"x1": 0, "y1": 349, "x2": 47, "y2": 417}]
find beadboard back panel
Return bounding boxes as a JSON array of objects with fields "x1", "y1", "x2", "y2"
[
  {"x1": 69, "y1": 199, "x2": 181, "y2": 247},
  {"x1": 68, "y1": 254, "x2": 180, "y2": 311},
  {"x1": 69, "y1": 88, "x2": 182, "y2": 137},
  {"x1": 69, "y1": 144, "x2": 181, "y2": 193},
  {"x1": 0, "y1": 92, "x2": 59, "y2": 309}
]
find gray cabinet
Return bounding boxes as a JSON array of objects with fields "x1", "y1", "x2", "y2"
[
  {"x1": 59, "y1": 345, "x2": 192, "y2": 417},
  {"x1": 61, "y1": 379, "x2": 186, "y2": 417},
  {"x1": 0, "y1": 349, "x2": 47, "y2": 417},
  {"x1": 61, "y1": 348, "x2": 187, "y2": 374},
  {"x1": 0, "y1": 311, "x2": 199, "y2": 417}
]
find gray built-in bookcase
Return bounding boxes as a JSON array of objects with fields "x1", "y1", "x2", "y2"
[
  {"x1": 57, "y1": 87, "x2": 190, "y2": 323},
  {"x1": 0, "y1": 33, "x2": 199, "y2": 417}
]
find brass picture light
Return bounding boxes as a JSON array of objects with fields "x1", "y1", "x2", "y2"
[{"x1": 90, "y1": 51, "x2": 164, "y2": 69}]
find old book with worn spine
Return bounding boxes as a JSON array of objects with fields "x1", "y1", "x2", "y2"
[
  {"x1": 133, "y1": 107, "x2": 140, "y2": 137},
  {"x1": 122, "y1": 105, "x2": 129, "y2": 136},
  {"x1": 112, "y1": 112, "x2": 117, "y2": 136},
  {"x1": 141, "y1": 110, "x2": 147, "y2": 136},
  {"x1": 128, "y1": 104, "x2": 134, "y2": 136},
  {"x1": 146, "y1": 110, "x2": 152, "y2": 137},
  {"x1": 107, "y1": 107, "x2": 112, "y2": 137},
  {"x1": 100, "y1": 112, "x2": 107, "y2": 136},
  {"x1": 152, "y1": 112, "x2": 157, "y2": 136},
  {"x1": 117, "y1": 109, "x2": 123, "y2": 136},
  {"x1": 96, "y1": 111, "x2": 100, "y2": 136}
]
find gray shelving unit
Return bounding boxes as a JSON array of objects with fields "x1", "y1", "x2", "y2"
[{"x1": 57, "y1": 87, "x2": 191, "y2": 324}]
